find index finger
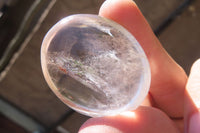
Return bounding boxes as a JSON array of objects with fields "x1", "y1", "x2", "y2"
[{"x1": 99, "y1": 0, "x2": 187, "y2": 118}]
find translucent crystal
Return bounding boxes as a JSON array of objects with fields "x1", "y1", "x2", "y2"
[{"x1": 41, "y1": 14, "x2": 151, "y2": 117}]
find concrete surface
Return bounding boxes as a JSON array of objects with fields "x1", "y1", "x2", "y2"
[{"x1": 159, "y1": 0, "x2": 200, "y2": 74}]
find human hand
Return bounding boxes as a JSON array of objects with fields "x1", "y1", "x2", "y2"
[{"x1": 79, "y1": 0, "x2": 187, "y2": 132}]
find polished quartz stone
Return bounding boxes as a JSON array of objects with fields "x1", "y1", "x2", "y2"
[{"x1": 41, "y1": 14, "x2": 151, "y2": 117}]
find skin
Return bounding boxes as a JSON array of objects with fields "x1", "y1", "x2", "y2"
[
  {"x1": 185, "y1": 59, "x2": 200, "y2": 133},
  {"x1": 78, "y1": 0, "x2": 200, "y2": 132}
]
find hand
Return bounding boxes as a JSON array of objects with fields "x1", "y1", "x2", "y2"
[{"x1": 79, "y1": 0, "x2": 187, "y2": 132}]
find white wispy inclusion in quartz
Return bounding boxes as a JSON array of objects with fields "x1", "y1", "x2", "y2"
[{"x1": 41, "y1": 14, "x2": 150, "y2": 117}]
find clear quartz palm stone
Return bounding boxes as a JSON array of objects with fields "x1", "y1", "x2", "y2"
[{"x1": 41, "y1": 14, "x2": 151, "y2": 117}]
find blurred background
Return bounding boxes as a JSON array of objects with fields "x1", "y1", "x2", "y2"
[{"x1": 0, "y1": 0, "x2": 199, "y2": 132}]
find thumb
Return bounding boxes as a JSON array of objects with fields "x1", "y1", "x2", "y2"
[{"x1": 185, "y1": 59, "x2": 200, "y2": 133}]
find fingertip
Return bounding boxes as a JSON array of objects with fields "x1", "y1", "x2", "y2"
[
  {"x1": 98, "y1": 0, "x2": 157, "y2": 58},
  {"x1": 188, "y1": 59, "x2": 200, "y2": 80},
  {"x1": 99, "y1": 0, "x2": 138, "y2": 18},
  {"x1": 79, "y1": 123, "x2": 122, "y2": 133},
  {"x1": 79, "y1": 107, "x2": 178, "y2": 133},
  {"x1": 186, "y1": 58, "x2": 200, "y2": 109},
  {"x1": 99, "y1": 0, "x2": 147, "y2": 34},
  {"x1": 79, "y1": 113, "x2": 137, "y2": 133},
  {"x1": 185, "y1": 59, "x2": 200, "y2": 132}
]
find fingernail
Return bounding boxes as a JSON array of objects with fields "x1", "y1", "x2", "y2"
[{"x1": 188, "y1": 112, "x2": 200, "y2": 133}]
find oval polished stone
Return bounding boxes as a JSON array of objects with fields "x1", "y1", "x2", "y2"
[{"x1": 41, "y1": 14, "x2": 151, "y2": 117}]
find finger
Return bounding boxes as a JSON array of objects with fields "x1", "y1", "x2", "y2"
[
  {"x1": 140, "y1": 94, "x2": 152, "y2": 106},
  {"x1": 99, "y1": 0, "x2": 187, "y2": 117},
  {"x1": 79, "y1": 106, "x2": 179, "y2": 133},
  {"x1": 185, "y1": 59, "x2": 200, "y2": 133},
  {"x1": 173, "y1": 118, "x2": 184, "y2": 133},
  {"x1": 186, "y1": 59, "x2": 200, "y2": 110}
]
